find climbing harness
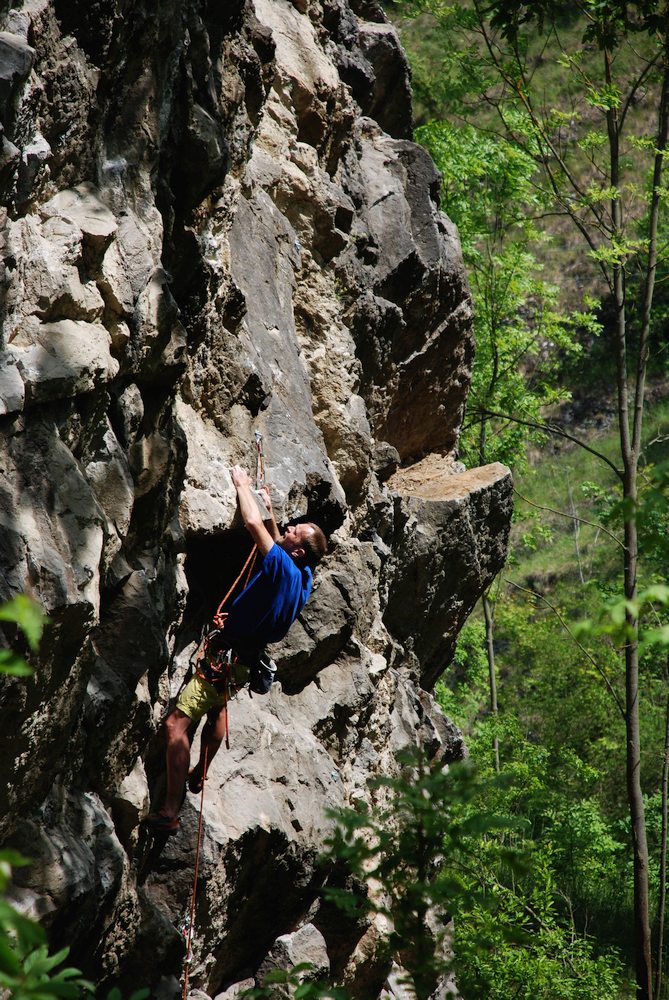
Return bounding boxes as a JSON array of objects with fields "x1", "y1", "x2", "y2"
[
  {"x1": 190, "y1": 542, "x2": 258, "y2": 749},
  {"x1": 181, "y1": 745, "x2": 209, "y2": 1000}
]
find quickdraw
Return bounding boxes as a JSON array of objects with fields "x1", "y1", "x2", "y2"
[
  {"x1": 255, "y1": 430, "x2": 265, "y2": 489},
  {"x1": 193, "y1": 643, "x2": 242, "y2": 751}
]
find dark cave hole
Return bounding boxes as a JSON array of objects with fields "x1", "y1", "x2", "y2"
[
  {"x1": 182, "y1": 529, "x2": 258, "y2": 640},
  {"x1": 179, "y1": 496, "x2": 338, "y2": 656}
]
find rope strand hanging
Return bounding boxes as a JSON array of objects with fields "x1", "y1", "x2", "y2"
[
  {"x1": 212, "y1": 544, "x2": 258, "y2": 626},
  {"x1": 182, "y1": 745, "x2": 209, "y2": 1000},
  {"x1": 181, "y1": 431, "x2": 267, "y2": 997}
]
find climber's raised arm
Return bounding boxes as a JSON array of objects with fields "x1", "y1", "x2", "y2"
[
  {"x1": 231, "y1": 464, "x2": 275, "y2": 555},
  {"x1": 258, "y1": 484, "x2": 281, "y2": 542}
]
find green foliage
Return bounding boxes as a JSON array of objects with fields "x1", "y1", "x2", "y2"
[
  {"x1": 0, "y1": 847, "x2": 95, "y2": 999},
  {"x1": 396, "y1": 3, "x2": 493, "y2": 121},
  {"x1": 508, "y1": 397, "x2": 669, "y2": 590},
  {"x1": 636, "y1": 463, "x2": 669, "y2": 569},
  {"x1": 319, "y1": 741, "x2": 629, "y2": 999},
  {"x1": 399, "y1": 0, "x2": 669, "y2": 392},
  {"x1": 390, "y1": 2, "x2": 669, "y2": 992},
  {"x1": 436, "y1": 620, "x2": 489, "y2": 728},
  {"x1": 415, "y1": 120, "x2": 542, "y2": 256},
  {"x1": 573, "y1": 583, "x2": 669, "y2": 652},
  {"x1": 482, "y1": 0, "x2": 667, "y2": 47},
  {"x1": 565, "y1": 465, "x2": 669, "y2": 659},
  {"x1": 455, "y1": 717, "x2": 630, "y2": 997},
  {"x1": 491, "y1": 592, "x2": 633, "y2": 807},
  {"x1": 517, "y1": 516, "x2": 554, "y2": 554},
  {"x1": 322, "y1": 749, "x2": 525, "y2": 1000},
  {"x1": 415, "y1": 118, "x2": 588, "y2": 470},
  {"x1": 0, "y1": 595, "x2": 47, "y2": 677},
  {"x1": 455, "y1": 901, "x2": 625, "y2": 1000}
]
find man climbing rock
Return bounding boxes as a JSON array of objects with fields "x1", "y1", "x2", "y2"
[{"x1": 145, "y1": 464, "x2": 327, "y2": 833}]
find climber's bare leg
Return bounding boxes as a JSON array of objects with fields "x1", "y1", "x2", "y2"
[
  {"x1": 162, "y1": 708, "x2": 192, "y2": 818},
  {"x1": 189, "y1": 705, "x2": 227, "y2": 790}
]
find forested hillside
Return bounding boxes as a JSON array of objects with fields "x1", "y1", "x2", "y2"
[{"x1": 387, "y1": 2, "x2": 669, "y2": 998}]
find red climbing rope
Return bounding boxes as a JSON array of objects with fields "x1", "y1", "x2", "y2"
[
  {"x1": 191, "y1": 542, "x2": 258, "y2": 676},
  {"x1": 213, "y1": 543, "x2": 258, "y2": 625},
  {"x1": 180, "y1": 439, "x2": 268, "y2": 996},
  {"x1": 182, "y1": 744, "x2": 209, "y2": 1000},
  {"x1": 180, "y1": 545, "x2": 256, "y2": 995}
]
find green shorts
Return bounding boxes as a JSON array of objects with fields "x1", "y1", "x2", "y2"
[{"x1": 176, "y1": 675, "x2": 227, "y2": 722}]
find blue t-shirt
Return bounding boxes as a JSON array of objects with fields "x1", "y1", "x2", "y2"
[{"x1": 223, "y1": 543, "x2": 312, "y2": 648}]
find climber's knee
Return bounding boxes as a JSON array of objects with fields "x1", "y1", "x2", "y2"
[{"x1": 164, "y1": 707, "x2": 192, "y2": 745}]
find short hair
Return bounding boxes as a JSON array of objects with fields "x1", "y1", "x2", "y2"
[{"x1": 301, "y1": 523, "x2": 328, "y2": 568}]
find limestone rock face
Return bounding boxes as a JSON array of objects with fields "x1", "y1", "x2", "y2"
[{"x1": 0, "y1": 0, "x2": 511, "y2": 996}]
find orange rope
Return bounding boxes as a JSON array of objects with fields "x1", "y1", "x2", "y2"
[
  {"x1": 182, "y1": 541, "x2": 252, "y2": 994},
  {"x1": 221, "y1": 547, "x2": 256, "y2": 748},
  {"x1": 213, "y1": 544, "x2": 258, "y2": 623},
  {"x1": 242, "y1": 549, "x2": 257, "y2": 590},
  {"x1": 192, "y1": 544, "x2": 257, "y2": 723},
  {"x1": 182, "y1": 744, "x2": 209, "y2": 999},
  {"x1": 181, "y1": 464, "x2": 264, "y2": 995}
]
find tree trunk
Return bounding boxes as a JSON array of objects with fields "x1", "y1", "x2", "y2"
[
  {"x1": 482, "y1": 589, "x2": 500, "y2": 773},
  {"x1": 605, "y1": 27, "x2": 653, "y2": 985},
  {"x1": 624, "y1": 494, "x2": 653, "y2": 1000},
  {"x1": 567, "y1": 479, "x2": 585, "y2": 584},
  {"x1": 654, "y1": 658, "x2": 669, "y2": 1000}
]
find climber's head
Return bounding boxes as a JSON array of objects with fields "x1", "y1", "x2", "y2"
[{"x1": 281, "y1": 522, "x2": 327, "y2": 568}]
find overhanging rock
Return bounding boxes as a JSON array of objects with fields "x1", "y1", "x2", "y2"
[{"x1": 386, "y1": 458, "x2": 513, "y2": 689}]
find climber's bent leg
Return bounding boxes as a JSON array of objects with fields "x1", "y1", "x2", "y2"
[
  {"x1": 162, "y1": 708, "x2": 193, "y2": 819},
  {"x1": 174, "y1": 675, "x2": 229, "y2": 795},
  {"x1": 189, "y1": 704, "x2": 227, "y2": 793}
]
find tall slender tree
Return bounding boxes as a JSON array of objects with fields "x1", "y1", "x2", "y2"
[
  {"x1": 416, "y1": 120, "x2": 584, "y2": 772},
  {"x1": 404, "y1": 3, "x2": 669, "y2": 995}
]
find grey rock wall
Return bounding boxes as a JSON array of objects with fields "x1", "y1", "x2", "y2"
[{"x1": 0, "y1": 0, "x2": 512, "y2": 995}]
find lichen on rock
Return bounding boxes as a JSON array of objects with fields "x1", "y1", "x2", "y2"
[{"x1": 0, "y1": 0, "x2": 512, "y2": 996}]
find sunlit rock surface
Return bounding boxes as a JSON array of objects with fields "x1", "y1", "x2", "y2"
[{"x1": 0, "y1": 0, "x2": 511, "y2": 995}]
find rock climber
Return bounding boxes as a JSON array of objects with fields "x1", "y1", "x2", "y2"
[{"x1": 145, "y1": 464, "x2": 327, "y2": 834}]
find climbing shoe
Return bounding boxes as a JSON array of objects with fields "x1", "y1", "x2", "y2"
[
  {"x1": 187, "y1": 768, "x2": 204, "y2": 794},
  {"x1": 143, "y1": 812, "x2": 180, "y2": 835}
]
